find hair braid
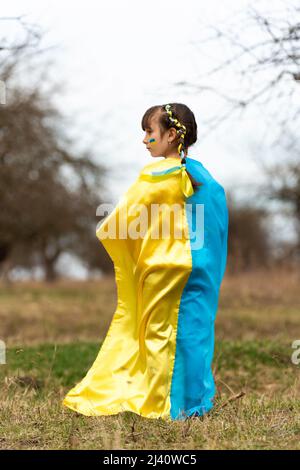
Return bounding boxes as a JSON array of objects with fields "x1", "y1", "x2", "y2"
[
  {"x1": 163, "y1": 103, "x2": 202, "y2": 191},
  {"x1": 164, "y1": 104, "x2": 187, "y2": 160}
]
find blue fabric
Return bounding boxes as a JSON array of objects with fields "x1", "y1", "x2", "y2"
[{"x1": 170, "y1": 156, "x2": 229, "y2": 420}]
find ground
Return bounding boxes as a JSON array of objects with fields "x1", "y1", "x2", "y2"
[{"x1": 0, "y1": 268, "x2": 299, "y2": 449}]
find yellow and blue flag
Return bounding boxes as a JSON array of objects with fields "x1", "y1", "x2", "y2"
[{"x1": 62, "y1": 156, "x2": 229, "y2": 421}]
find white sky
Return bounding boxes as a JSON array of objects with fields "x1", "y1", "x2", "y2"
[{"x1": 2, "y1": 0, "x2": 283, "y2": 200}]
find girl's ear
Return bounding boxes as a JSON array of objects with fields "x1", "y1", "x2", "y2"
[{"x1": 169, "y1": 127, "x2": 178, "y2": 140}]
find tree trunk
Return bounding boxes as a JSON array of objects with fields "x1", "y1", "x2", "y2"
[{"x1": 44, "y1": 257, "x2": 57, "y2": 282}]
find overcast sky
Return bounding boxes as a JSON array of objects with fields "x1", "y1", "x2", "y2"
[{"x1": 2, "y1": 0, "x2": 284, "y2": 199}]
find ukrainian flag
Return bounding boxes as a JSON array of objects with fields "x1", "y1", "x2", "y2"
[{"x1": 62, "y1": 156, "x2": 228, "y2": 421}]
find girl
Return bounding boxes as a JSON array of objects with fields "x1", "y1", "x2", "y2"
[{"x1": 62, "y1": 103, "x2": 229, "y2": 421}]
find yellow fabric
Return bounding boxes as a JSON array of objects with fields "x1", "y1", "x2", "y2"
[
  {"x1": 62, "y1": 157, "x2": 193, "y2": 420},
  {"x1": 140, "y1": 164, "x2": 194, "y2": 198}
]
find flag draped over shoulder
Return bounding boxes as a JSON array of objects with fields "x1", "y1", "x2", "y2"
[{"x1": 62, "y1": 156, "x2": 229, "y2": 421}]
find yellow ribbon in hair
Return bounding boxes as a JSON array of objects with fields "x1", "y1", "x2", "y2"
[
  {"x1": 140, "y1": 164, "x2": 194, "y2": 198},
  {"x1": 180, "y1": 164, "x2": 194, "y2": 198},
  {"x1": 164, "y1": 104, "x2": 187, "y2": 159}
]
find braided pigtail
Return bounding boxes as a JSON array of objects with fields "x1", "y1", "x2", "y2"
[
  {"x1": 164, "y1": 104, "x2": 202, "y2": 192},
  {"x1": 165, "y1": 104, "x2": 187, "y2": 160}
]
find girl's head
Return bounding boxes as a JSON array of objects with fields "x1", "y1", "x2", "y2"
[{"x1": 141, "y1": 103, "x2": 197, "y2": 159}]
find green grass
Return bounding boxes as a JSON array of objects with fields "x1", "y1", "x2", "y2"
[
  {"x1": 1, "y1": 342, "x2": 100, "y2": 388},
  {"x1": 1, "y1": 339, "x2": 298, "y2": 410},
  {"x1": 0, "y1": 338, "x2": 299, "y2": 450},
  {"x1": 0, "y1": 339, "x2": 294, "y2": 388}
]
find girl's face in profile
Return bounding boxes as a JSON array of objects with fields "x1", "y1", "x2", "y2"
[{"x1": 143, "y1": 113, "x2": 178, "y2": 159}]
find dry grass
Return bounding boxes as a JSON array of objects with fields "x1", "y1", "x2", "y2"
[
  {"x1": 0, "y1": 277, "x2": 116, "y2": 346},
  {"x1": 0, "y1": 384, "x2": 299, "y2": 450},
  {"x1": 0, "y1": 267, "x2": 299, "y2": 449}
]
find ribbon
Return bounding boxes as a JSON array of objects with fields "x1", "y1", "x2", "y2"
[
  {"x1": 140, "y1": 163, "x2": 194, "y2": 198},
  {"x1": 180, "y1": 163, "x2": 194, "y2": 198}
]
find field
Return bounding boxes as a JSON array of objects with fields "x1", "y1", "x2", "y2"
[{"x1": 0, "y1": 268, "x2": 299, "y2": 450}]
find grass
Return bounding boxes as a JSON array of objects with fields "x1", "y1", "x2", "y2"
[{"x1": 0, "y1": 267, "x2": 300, "y2": 449}]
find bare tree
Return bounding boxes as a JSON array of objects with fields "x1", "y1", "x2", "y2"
[
  {"x1": 259, "y1": 158, "x2": 300, "y2": 264},
  {"x1": 177, "y1": 1, "x2": 300, "y2": 147},
  {"x1": 0, "y1": 27, "x2": 113, "y2": 282},
  {"x1": 227, "y1": 201, "x2": 272, "y2": 272}
]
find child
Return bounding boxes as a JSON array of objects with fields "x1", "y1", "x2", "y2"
[{"x1": 62, "y1": 103, "x2": 229, "y2": 421}]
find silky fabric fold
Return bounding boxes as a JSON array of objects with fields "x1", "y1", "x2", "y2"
[
  {"x1": 62, "y1": 156, "x2": 229, "y2": 421},
  {"x1": 140, "y1": 163, "x2": 195, "y2": 198}
]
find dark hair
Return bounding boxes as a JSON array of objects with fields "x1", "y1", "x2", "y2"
[{"x1": 141, "y1": 103, "x2": 202, "y2": 192}]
